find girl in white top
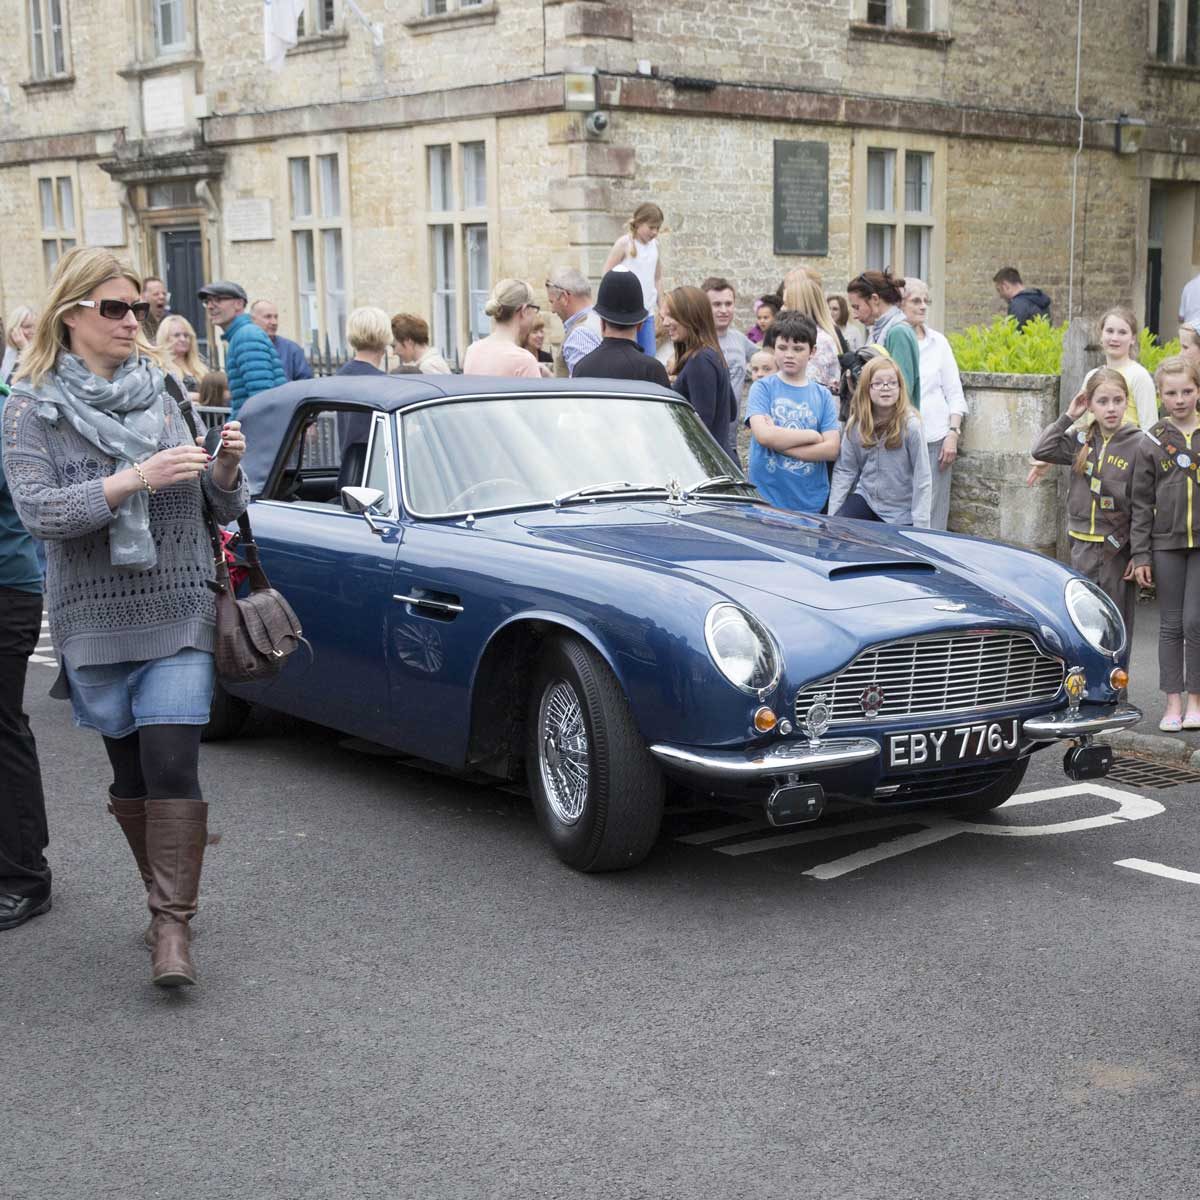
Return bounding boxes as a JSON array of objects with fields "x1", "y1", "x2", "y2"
[
  {"x1": 901, "y1": 278, "x2": 968, "y2": 530},
  {"x1": 1092, "y1": 305, "x2": 1158, "y2": 429},
  {"x1": 603, "y1": 202, "x2": 663, "y2": 358}
]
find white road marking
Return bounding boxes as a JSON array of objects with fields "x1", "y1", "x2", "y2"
[
  {"x1": 715, "y1": 815, "x2": 927, "y2": 856},
  {"x1": 30, "y1": 654, "x2": 57, "y2": 666},
  {"x1": 1115, "y1": 858, "x2": 1200, "y2": 886},
  {"x1": 804, "y1": 825, "x2": 963, "y2": 880}
]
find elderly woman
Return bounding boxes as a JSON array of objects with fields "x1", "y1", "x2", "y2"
[
  {"x1": 155, "y1": 313, "x2": 208, "y2": 401},
  {"x1": 2, "y1": 247, "x2": 248, "y2": 989},
  {"x1": 901, "y1": 278, "x2": 968, "y2": 530}
]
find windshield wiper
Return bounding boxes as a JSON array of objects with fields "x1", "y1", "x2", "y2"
[
  {"x1": 553, "y1": 481, "x2": 668, "y2": 507},
  {"x1": 684, "y1": 474, "x2": 755, "y2": 497}
]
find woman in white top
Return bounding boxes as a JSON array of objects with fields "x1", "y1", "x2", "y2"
[
  {"x1": 902, "y1": 278, "x2": 968, "y2": 530},
  {"x1": 1091, "y1": 306, "x2": 1157, "y2": 429},
  {"x1": 602, "y1": 202, "x2": 663, "y2": 358}
]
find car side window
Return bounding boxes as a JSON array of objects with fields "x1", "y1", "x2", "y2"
[{"x1": 265, "y1": 403, "x2": 375, "y2": 507}]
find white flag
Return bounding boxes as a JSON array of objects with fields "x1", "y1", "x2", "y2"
[{"x1": 263, "y1": 0, "x2": 305, "y2": 72}]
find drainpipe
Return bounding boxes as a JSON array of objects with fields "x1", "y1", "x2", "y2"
[{"x1": 1067, "y1": 0, "x2": 1085, "y2": 318}]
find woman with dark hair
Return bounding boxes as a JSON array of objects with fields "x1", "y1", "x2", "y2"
[
  {"x1": 847, "y1": 269, "x2": 921, "y2": 409},
  {"x1": 827, "y1": 294, "x2": 864, "y2": 351},
  {"x1": 660, "y1": 286, "x2": 737, "y2": 457}
]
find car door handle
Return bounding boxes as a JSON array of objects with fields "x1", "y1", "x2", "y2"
[{"x1": 393, "y1": 593, "x2": 464, "y2": 615}]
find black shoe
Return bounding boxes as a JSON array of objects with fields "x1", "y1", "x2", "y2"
[{"x1": 0, "y1": 892, "x2": 52, "y2": 931}]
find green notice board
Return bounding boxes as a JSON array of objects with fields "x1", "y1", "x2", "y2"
[{"x1": 773, "y1": 140, "x2": 829, "y2": 256}]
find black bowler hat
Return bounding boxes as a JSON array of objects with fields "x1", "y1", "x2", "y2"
[{"x1": 593, "y1": 270, "x2": 648, "y2": 326}]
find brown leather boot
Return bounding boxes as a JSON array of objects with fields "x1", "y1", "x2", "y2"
[
  {"x1": 107, "y1": 792, "x2": 153, "y2": 890},
  {"x1": 145, "y1": 798, "x2": 208, "y2": 988}
]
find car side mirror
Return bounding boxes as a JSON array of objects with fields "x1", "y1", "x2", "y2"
[{"x1": 340, "y1": 486, "x2": 387, "y2": 533}]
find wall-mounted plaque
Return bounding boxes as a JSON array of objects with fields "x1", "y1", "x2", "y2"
[
  {"x1": 84, "y1": 207, "x2": 126, "y2": 247},
  {"x1": 226, "y1": 197, "x2": 273, "y2": 242},
  {"x1": 773, "y1": 140, "x2": 829, "y2": 256}
]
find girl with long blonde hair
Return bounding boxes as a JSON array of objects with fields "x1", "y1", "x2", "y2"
[
  {"x1": 2, "y1": 304, "x2": 38, "y2": 384},
  {"x1": 828, "y1": 355, "x2": 931, "y2": 526},
  {"x1": 780, "y1": 268, "x2": 842, "y2": 396},
  {"x1": 602, "y1": 202, "x2": 664, "y2": 356}
]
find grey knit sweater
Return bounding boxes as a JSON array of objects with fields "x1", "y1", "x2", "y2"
[{"x1": 1, "y1": 387, "x2": 249, "y2": 668}]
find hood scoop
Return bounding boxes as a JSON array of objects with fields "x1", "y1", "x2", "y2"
[{"x1": 828, "y1": 561, "x2": 937, "y2": 581}]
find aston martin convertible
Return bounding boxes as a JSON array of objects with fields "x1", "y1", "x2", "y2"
[{"x1": 219, "y1": 376, "x2": 1140, "y2": 870}]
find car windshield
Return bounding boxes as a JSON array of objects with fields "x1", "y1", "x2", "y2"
[{"x1": 400, "y1": 394, "x2": 753, "y2": 515}]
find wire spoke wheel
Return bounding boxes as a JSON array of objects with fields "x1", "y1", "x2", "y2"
[{"x1": 537, "y1": 679, "x2": 590, "y2": 824}]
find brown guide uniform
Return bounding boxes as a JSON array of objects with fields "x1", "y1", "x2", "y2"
[{"x1": 1032, "y1": 413, "x2": 1141, "y2": 638}]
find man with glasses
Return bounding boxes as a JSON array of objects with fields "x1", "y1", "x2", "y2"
[
  {"x1": 198, "y1": 281, "x2": 285, "y2": 419},
  {"x1": 545, "y1": 267, "x2": 602, "y2": 378},
  {"x1": 141, "y1": 276, "x2": 170, "y2": 341}
]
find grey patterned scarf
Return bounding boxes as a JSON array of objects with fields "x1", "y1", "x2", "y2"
[{"x1": 29, "y1": 353, "x2": 167, "y2": 570}]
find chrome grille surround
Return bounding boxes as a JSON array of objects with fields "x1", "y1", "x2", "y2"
[{"x1": 793, "y1": 630, "x2": 1065, "y2": 727}]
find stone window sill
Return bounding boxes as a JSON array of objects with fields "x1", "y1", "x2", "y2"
[
  {"x1": 288, "y1": 31, "x2": 350, "y2": 56},
  {"x1": 1144, "y1": 58, "x2": 1200, "y2": 81},
  {"x1": 117, "y1": 55, "x2": 201, "y2": 80},
  {"x1": 20, "y1": 74, "x2": 74, "y2": 95},
  {"x1": 848, "y1": 21, "x2": 952, "y2": 48},
  {"x1": 403, "y1": 3, "x2": 498, "y2": 34}
]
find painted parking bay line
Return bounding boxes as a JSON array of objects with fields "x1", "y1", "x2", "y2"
[{"x1": 1115, "y1": 858, "x2": 1200, "y2": 886}]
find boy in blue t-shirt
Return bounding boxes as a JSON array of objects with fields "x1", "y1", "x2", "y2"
[{"x1": 745, "y1": 312, "x2": 840, "y2": 512}]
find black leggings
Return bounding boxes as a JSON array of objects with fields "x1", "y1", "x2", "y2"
[{"x1": 103, "y1": 726, "x2": 204, "y2": 801}]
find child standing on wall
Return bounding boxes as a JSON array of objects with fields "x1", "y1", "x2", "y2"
[
  {"x1": 1030, "y1": 368, "x2": 1140, "y2": 639},
  {"x1": 602, "y1": 203, "x2": 664, "y2": 358},
  {"x1": 1131, "y1": 356, "x2": 1200, "y2": 730}
]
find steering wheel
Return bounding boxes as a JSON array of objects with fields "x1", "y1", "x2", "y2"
[{"x1": 446, "y1": 477, "x2": 528, "y2": 511}]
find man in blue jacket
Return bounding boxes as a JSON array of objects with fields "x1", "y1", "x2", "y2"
[
  {"x1": 250, "y1": 298, "x2": 313, "y2": 382},
  {"x1": 198, "y1": 280, "x2": 286, "y2": 418}
]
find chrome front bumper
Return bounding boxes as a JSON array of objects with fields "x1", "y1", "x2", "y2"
[
  {"x1": 1021, "y1": 703, "x2": 1142, "y2": 740},
  {"x1": 649, "y1": 737, "x2": 880, "y2": 783}
]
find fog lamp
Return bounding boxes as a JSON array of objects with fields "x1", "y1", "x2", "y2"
[
  {"x1": 754, "y1": 706, "x2": 777, "y2": 733},
  {"x1": 1109, "y1": 667, "x2": 1129, "y2": 691},
  {"x1": 1064, "y1": 667, "x2": 1086, "y2": 715}
]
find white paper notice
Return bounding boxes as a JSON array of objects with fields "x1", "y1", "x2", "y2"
[
  {"x1": 226, "y1": 197, "x2": 273, "y2": 242},
  {"x1": 142, "y1": 74, "x2": 187, "y2": 134},
  {"x1": 84, "y1": 208, "x2": 126, "y2": 247}
]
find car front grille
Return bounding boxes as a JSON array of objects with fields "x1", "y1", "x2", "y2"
[{"x1": 793, "y1": 631, "x2": 1065, "y2": 727}]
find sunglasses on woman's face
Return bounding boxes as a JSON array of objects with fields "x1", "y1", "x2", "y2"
[{"x1": 78, "y1": 299, "x2": 151, "y2": 321}]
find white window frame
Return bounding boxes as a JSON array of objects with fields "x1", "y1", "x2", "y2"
[
  {"x1": 27, "y1": 0, "x2": 71, "y2": 81},
  {"x1": 419, "y1": 124, "x2": 497, "y2": 366},
  {"x1": 286, "y1": 139, "x2": 352, "y2": 354},
  {"x1": 298, "y1": 0, "x2": 342, "y2": 36},
  {"x1": 35, "y1": 165, "x2": 79, "y2": 282},
  {"x1": 852, "y1": 134, "x2": 947, "y2": 329},
  {"x1": 1149, "y1": 0, "x2": 1200, "y2": 65},
  {"x1": 851, "y1": 0, "x2": 948, "y2": 33},
  {"x1": 152, "y1": 0, "x2": 188, "y2": 53}
]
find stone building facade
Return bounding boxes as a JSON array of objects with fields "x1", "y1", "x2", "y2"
[{"x1": 1, "y1": 0, "x2": 1199, "y2": 363}]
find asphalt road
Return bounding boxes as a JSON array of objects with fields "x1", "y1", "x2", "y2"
[{"x1": 5, "y1": 654, "x2": 1200, "y2": 1200}]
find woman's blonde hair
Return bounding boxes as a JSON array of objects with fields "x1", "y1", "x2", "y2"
[
  {"x1": 625, "y1": 202, "x2": 664, "y2": 258},
  {"x1": 1098, "y1": 306, "x2": 1140, "y2": 358},
  {"x1": 483, "y1": 279, "x2": 535, "y2": 323},
  {"x1": 781, "y1": 268, "x2": 839, "y2": 342},
  {"x1": 12, "y1": 247, "x2": 150, "y2": 387},
  {"x1": 5, "y1": 305, "x2": 36, "y2": 353},
  {"x1": 521, "y1": 312, "x2": 547, "y2": 353},
  {"x1": 849, "y1": 355, "x2": 915, "y2": 450},
  {"x1": 155, "y1": 314, "x2": 208, "y2": 383},
  {"x1": 347, "y1": 306, "x2": 393, "y2": 353},
  {"x1": 1155, "y1": 353, "x2": 1200, "y2": 391},
  {"x1": 1072, "y1": 368, "x2": 1130, "y2": 475}
]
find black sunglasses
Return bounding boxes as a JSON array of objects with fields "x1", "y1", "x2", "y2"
[{"x1": 78, "y1": 299, "x2": 151, "y2": 321}]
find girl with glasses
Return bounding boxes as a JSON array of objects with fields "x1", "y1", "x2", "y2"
[{"x1": 828, "y1": 355, "x2": 931, "y2": 527}]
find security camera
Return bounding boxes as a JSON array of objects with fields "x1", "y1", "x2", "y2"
[{"x1": 584, "y1": 110, "x2": 610, "y2": 136}]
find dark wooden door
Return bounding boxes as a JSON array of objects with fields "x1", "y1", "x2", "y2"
[{"x1": 161, "y1": 228, "x2": 206, "y2": 357}]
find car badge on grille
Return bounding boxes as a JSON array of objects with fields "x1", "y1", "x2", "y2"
[
  {"x1": 802, "y1": 694, "x2": 832, "y2": 746},
  {"x1": 859, "y1": 684, "x2": 885, "y2": 718},
  {"x1": 933, "y1": 601, "x2": 966, "y2": 612}
]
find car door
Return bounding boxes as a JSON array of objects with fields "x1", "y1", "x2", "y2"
[{"x1": 240, "y1": 408, "x2": 403, "y2": 743}]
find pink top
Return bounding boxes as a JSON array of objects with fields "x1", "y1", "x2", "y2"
[{"x1": 462, "y1": 335, "x2": 542, "y2": 379}]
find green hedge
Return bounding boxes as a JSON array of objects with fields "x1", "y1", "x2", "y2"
[{"x1": 947, "y1": 316, "x2": 1181, "y2": 376}]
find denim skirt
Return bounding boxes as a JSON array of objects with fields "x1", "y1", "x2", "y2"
[{"x1": 64, "y1": 648, "x2": 215, "y2": 738}]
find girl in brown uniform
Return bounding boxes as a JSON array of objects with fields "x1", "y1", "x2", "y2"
[
  {"x1": 1131, "y1": 356, "x2": 1200, "y2": 730},
  {"x1": 1032, "y1": 368, "x2": 1141, "y2": 637}
]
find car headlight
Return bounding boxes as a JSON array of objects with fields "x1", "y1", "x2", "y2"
[
  {"x1": 704, "y1": 604, "x2": 780, "y2": 694},
  {"x1": 1065, "y1": 578, "x2": 1125, "y2": 656}
]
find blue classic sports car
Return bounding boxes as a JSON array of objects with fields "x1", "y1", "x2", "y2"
[{"x1": 222, "y1": 376, "x2": 1140, "y2": 870}]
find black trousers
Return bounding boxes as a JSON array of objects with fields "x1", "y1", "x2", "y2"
[{"x1": 0, "y1": 586, "x2": 50, "y2": 899}]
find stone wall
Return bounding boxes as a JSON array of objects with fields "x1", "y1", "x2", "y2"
[{"x1": 950, "y1": 372, "x2": 1061, "y2": 559}]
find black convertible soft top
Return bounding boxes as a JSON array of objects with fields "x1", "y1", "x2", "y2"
[{"x1": 235, "y1": 374, "x2": 681, "y2": 496}]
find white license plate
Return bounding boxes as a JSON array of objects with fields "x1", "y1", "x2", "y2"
[{"x1": 887, "y1": 717, "x2": 1021, "y2": 773}]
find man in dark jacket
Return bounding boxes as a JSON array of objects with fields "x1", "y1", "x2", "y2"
[
  {"x1": 0, "y1": 385, "x2": 51, "y2": 931},
  {"x1": 993, "y1": 267, "x2": 1052, "y2": 329},
  {"x1": 250, "y1": 299, "x2": 313, "y2": 382},
  {"x1": 199, "y1": 281, "x2": 286, "y2": 418},
  {"x1": 572, "y1": 271, "x2": 671, "y2": 387}
]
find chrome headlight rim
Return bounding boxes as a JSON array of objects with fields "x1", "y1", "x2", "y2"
[
  {"x1": 1064, "y1": 577, "x2": 1126, "y2": 658},
  {"x1": 703, "y1": 603, "x2": 781, "y2": 697}
]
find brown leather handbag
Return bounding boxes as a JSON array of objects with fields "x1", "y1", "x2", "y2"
[{"x1": 205, "y1": 508, "x2": 307, "y2": 684}]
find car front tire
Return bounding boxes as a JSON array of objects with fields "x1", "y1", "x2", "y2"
[{"x1": 527, "y1": 635, "x2": 664, "y2": 871}]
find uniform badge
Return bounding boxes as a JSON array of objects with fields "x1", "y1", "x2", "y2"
[
  {"x1": 1107, "y1": 534, "x2": 1122, "y2": 548},
  {"x1": 1076, "y1": 431, "x2": 1087, "y2": 444},
  {"x1": 1090, "y1": 476, "x2": 1102, "y2": 494},
  {"x1": 1084, "y1": 461, "x2": 1094, "y2": 476},
  {"x1": 1178, "y1": 453, "x2": 1192, "y2": 470},
  {"x1": 1099, "y1": 495, "x2": 1115, "y2": 510}
]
